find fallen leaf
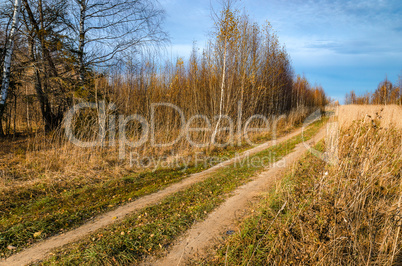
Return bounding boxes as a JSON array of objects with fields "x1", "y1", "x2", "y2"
[{"x1": 33, "y1": 231, "x2": 42, "y2": 238}]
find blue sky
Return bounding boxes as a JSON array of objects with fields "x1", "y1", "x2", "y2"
[{"x1": 159, "y1": 0, "x2": 402, "y2": 103}]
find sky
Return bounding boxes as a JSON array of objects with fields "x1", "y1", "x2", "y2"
[{"x1": 159, "y1": 0, "x2": 402, "y2": 103}]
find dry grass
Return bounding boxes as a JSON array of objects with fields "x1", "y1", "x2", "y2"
[
  {"x1": 34, "y1": 117, "x2": 326, "y2": 265},
  {"x1": 204, "y1": 112, "x2": 402, "y2": 265},
  {"x1": 339, "y1": 104, "x2": 402, "y2": 129},
  {"x1": 0, "y1": 108, "x2": 310, "y2": 192},
  {"x1": 0, "y1": 108, "x2": 318, "y2": 259}
]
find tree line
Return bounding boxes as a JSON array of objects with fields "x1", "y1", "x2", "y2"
[
  {"x1": 0, "y1": 0, "x2": 327, "y2": 137},
  {"x1": 345, "y1": 76, "x2": 402, "y2": 105}
]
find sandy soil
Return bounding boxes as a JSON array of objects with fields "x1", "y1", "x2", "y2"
[
  {"x1": 1, "y1": 127, "x2": 305, "y2": 266},
  {"x1": 142, "y1": 127, "x2": 327, "y2": 266}
]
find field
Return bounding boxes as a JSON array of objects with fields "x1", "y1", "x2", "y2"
[
  {"x1": 196, "y1": 105, "x2": 402, "y2": 265},
  {"x1": 0, "y1": 109, "x2": 317, "y2": 264},
  {"x1": 339, "y1": 105, "x2": 402, "y2": 129},
  {"x1": 0, "y1": 105, "x2": 401, "y2": 265}
]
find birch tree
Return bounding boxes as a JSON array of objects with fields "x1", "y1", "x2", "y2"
[
  {"x1": 373, "y1": 78, "x2": 393, "y2": 105},
  {"x1": 0, "y1": 0, "x2": 21, "y2": 136},
  {"x1": 68, "y1": 0, "x2": 167, "y2": 87},
  {"x1": 2, "y1": 0, "x2": 167, "y2": 132},
  {"x1": 211, "y1": 0, "x2": 238, "y2": 143}
]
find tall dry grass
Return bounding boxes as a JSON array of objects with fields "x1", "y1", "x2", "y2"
[
  {"x1": 339, "y1": 105, "x2": 402, "y2": 130},
  {"x1": 214, "y1": 112, "x2": 402, "y2": 265},
  {"x1": 323, "y1": 113, "x2": 402, "y2": 265},
  {"x1": 0, "y1": 106, "x2": 311, "y2": 193}
]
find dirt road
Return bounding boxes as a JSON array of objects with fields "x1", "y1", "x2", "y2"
[
  {"x1": 1, "y1": 127, "x2": 306, "y2": 266},
  {"x1": 144, "y1": 127, "x2": 326, "y2": 265}
]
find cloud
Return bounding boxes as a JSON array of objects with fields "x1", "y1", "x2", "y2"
[
  {"x1": 261, "y1": 0, "x2": 402, "y2": 65},
  {"x1": 304, "y1": 40, "x2": 401, "y2": 55}
]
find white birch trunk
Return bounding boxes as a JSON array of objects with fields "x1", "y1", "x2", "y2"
[
  {"x1": 0, "y1": 0, "x2": 22, "y2": 105},
  {"x1": 212, "y1": 35, "x2": 227, "y2": 142}
]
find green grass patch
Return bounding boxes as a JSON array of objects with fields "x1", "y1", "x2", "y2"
[{"x1": 0, "y1": 165, "x2": 204, "y2": 257}]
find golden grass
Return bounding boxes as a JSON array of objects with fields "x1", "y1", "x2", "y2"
[
  {"x1": 0, "y1": 108, "x2": 310, "y2": 193},
  {"x1": 204, "y1": 113, "x2": 402, "y2": 265},
  {"x1": 339, "y1": 104, "x2": 402, "y2": 130},
  {"x1": 0, "y1": 108, "x2": 319, "y2": 259}
]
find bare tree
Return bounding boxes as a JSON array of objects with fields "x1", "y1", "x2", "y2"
[
  {"x1": 0, "y1": 0, "x2": 21, "y2": 136},
  {"x1": 21, "y1": 0, "x2": 73, "y2": 131},
  {"x1": 373, "y1": 77, "x2": 393, "y2": 105},
  {"x1": 68, "y1": 0, "x2": 168, "y2": 87},
  {"x1": 0, "y1": 0, "x2": 167, "y2": 133}
]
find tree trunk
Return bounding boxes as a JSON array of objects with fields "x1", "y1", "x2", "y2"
[
  {"x1": 13, "y1": 93, "x2": 17, "y2": 136},
  {"x1": 25, "y1": 85, "x2": 30, "y2": 132},
  {"x1": 78, "y1": 1, "x2": 86, "y2": 86},
  {"x1": 22, "y1": 0, "x2": 59, "y2": 79},
  {"x1": 0, "y1": 104, "x2": 4, "y2": 136},
  {"x1": 23, "y1": 0, "x2": 66, "y2": 132},
  {"x1": 0, "y1": 0, "x2": 21, "y2": 136},
  {"x1": 212, "y1": 35, "x2": 227, "y2": 141},
  {"x1": 29, "y1": 38, "x2": 62, "y2": 132}
]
